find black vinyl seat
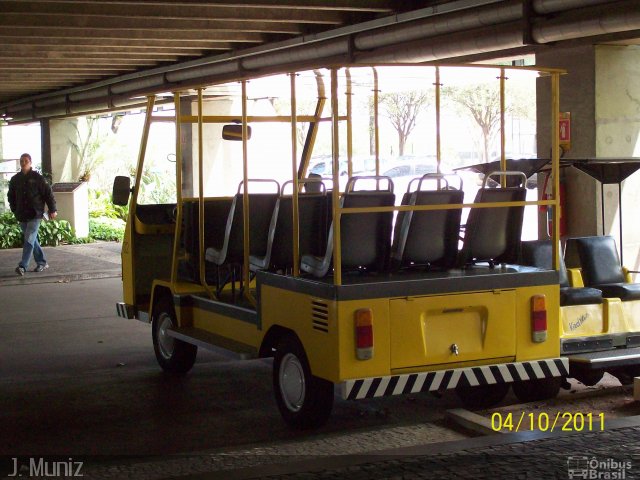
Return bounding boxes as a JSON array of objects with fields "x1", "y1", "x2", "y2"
[
  {"x1": 575, "y1": 236, "x2": 640, "y2": 301},
  {"x1": 250, "y1": 180, "x2": 328, "y2": 272},
  {"x1": 204, "y1": 181, "x2": 279, "y2": 271},
  {"x1": 521, "y1": 240, "x2": 603, "y2": 307},
  {"x1": 301, "y1": 176, "x2": 395, "y2": 278},
  {"x1": 391, "y1": 174, "x2": 463, "y2": 270},
  {"x1": 458, "y1": 174, "x2": 526, "y2": 267}
]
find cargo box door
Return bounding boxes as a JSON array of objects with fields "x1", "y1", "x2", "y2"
[{"x1": 389, "y1": 291, "x2": 516, "y2": 370}]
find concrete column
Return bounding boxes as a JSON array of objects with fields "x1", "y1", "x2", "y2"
[
  {"x1": 537, "y1": 44, "x2": 640, "y2": 271},
  {"x1": 40, "y1": 118, "x2": 52, "y2": 180},
  {"x1": 595, "y1": 45, "x2": 640, "y2": 270},
  {"x1": 537, "y1": 45, "x2": 599, "y2": 238},
  {"x1": 49, "y1": 118, "x2": 80, "y2": 183}
]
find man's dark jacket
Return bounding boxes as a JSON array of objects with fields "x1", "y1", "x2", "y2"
[{"x1": 7, "y1": 170, "x2": 57, "y2": 222}]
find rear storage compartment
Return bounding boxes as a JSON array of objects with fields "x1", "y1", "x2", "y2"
[{"x1": 389, "y1": 290, "x2": 516, "y2": 370}]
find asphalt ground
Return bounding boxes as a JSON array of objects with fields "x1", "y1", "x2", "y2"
[{"x1": 0, "y1": 242, "x2": 122, "y2": 286}]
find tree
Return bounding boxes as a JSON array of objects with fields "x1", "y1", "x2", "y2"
[
  {"x1": 379, "y1": 90, "x2": 430, "y2": 157},
  {"x1": 445, "y1": 83, "x2": 501, "y2": 163},
  {"x1": 445, "y1": 80, "x2": 535, "y2": 163},
  {"x1": 68, "y1": 116, "x2": 106, "y2": 181}
]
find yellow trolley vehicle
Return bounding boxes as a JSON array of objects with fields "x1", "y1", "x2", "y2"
[{"x1": 114, "y1": 64, "x2": 568, "y2": 429}]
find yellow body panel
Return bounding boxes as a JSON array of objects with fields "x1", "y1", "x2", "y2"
[
  {"x1": 623, "y1": 300, "x2": 640, "y2": 332},
  {"x1": 259, "y1": 282, "x2": 562, "y2": 383},
  {"x1": 514, "y1": 285, "x2": 561, "y2": 361},
  {"x1": 121, "y1": 216, "x2": 135, "y2": 306},
  {"x1": 388, "y1": 290, "x2": 516, "y2": 369},
  {"x1": 191, "y1": 308, "x2": 260, "y2": 348},
  {"x1": 560, "y1": 304, "x2": 605, "y2": 337},
  {"x1": 605, "y1": 298, "x2": 626, "y2": 333}
]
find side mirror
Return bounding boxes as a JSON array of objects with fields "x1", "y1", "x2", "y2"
[
  {"x1": 112, "y1": 176, "x2": 131, "y2": 206},
  {"x1": 222, "y1": 124, "x2": 251, "y2": 141}
]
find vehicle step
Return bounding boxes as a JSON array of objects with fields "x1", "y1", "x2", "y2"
[
  {"x1": 167, "y1": 327, "x2": 257, "y2": 360},
  {"x1": 567, "y1": 346, "x2": 640, "y2": 369}
]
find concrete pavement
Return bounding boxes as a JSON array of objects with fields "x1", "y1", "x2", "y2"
[{"x1": 0, "y1": 241, "x2": 121, "y2": 286}]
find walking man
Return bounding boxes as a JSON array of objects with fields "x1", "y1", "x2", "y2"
[{"x1": 7, "y1": 153, "x2": 57, "y2": 275}]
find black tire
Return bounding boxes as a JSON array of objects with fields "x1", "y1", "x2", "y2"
[
  {"x1": 273, "y1": 334, "x2": 334, "y2": 430},
  {"x1": 572, "y1": 368, "x2": 604, "y2": 387},
  {"x1": 512, "y1": 377, "x2": 562, "y2": 403},
  {"x1": 152, "y1": 297, "x2": 197, "y2": 374},
  {"x1": 609, "y1": 366, "x2": 640, "y2": 386},
  {"x1": 456, "y1": 383, "x2": 510, "y2": 410}
]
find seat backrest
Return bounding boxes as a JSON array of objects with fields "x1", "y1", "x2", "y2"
[
  {"x1": 338, "y1": 191, "x2": 395, "y2": 270},
  {"x1": 268, "y1": 193, "x2": 328, "y2": 269},
  {"x1": 460, "y1": 186, "x2": 526, "y2": 265},
  {"x1": 181, "y1": 198, "x2": 234, "y2": 279},
  {"x1": 575, "y1": 235, "x2": 625, "y2": 285},
  {"x1": 520, "y1": 239, "x2": 569, "y2": 287},
  {"x1": 392, "y1": 189, "x2": 463, "y2": 269},
  {"x1": 217, "y1": 192, "x2": 279, "y2": 264}
]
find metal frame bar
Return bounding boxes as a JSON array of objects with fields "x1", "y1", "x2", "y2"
[
  {"x1": 170, "y1": 91, "x2": 183, "y2": 284},
  {"x1": 551, "y1": 72, "x2": 561, "y2": 270},
  {"x1": 330, "y1": 68, "x2": 342, "y2": 285},
  {"x1": 290, "y1": 72, "x2": 300, "y2": 277},
  {"x1": 241, "y1": 80, "x2": 255, "y2": 305}
]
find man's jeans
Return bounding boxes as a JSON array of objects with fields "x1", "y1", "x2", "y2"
[{"x1": 19, "y1": 219, "x2": 46, "y2": 269}]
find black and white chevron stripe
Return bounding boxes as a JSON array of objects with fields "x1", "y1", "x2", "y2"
[
  {"x1": 341, "y1": 358, "x2": 569, "y2": 401},
  {"x1": 116, "y1": 302, "x2": 133, "y2": 319}
]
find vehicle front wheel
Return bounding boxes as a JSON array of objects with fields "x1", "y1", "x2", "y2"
[
  {"x1": 512, "y1": 377, "x2": 562, "y2": 402},
  {"x1": 273, "y1": 334, "x2": 334, "y2": 430},
  {"x1": 152, "y1": 298, "x2": 197, "y2": 374}
]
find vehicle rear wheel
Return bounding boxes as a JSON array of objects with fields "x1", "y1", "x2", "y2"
[
  {"x1": 456, "y1": 383, "x2": 509, "y2": 410},
  {"x1": 152, "y1": 298, "x2": 197, "y2": 374},
  {"x1": 273, "y1": 334, "x2": 333, "y2": 430},
  {"x1": 512, "y1": 377, "x2": 562, "y2": 402}
]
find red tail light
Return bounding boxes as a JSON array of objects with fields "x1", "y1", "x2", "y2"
[
  {"x1": 355, "y1": 308, "x2": 374, "y2": 360},
  {"x1": 531, "y1": 295, "x2": 547, "y2": 343}
]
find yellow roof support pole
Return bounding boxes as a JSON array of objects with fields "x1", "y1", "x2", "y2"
[
  {"x1": 331, "y1": 68, "x2": 342, "y2": 286},
  {"x1": 499, "y1": 68, "x2": 507, "y2": 186},
  {"x1": 435, "y1": 67, "x2": 442, "y2": 175},
  {"x1": 241, "y1": 80, "x2": 255, "y2": 306},
  {"x1": 346, "y1": 68, "x2": 353, "y2": 179},
  {"x1": 290, "y1": 72, "x2": 300, "y2": 277},
  {"x1": 170, "y1": 92, "x2": 183, "y2": 284},
  {"x1": 130, "y1": 95, "x2": 156, "y2": 219},
  {"x1": 299, "y1": 70, "x2": 326, "y2": 180},
  {"x1": 196, "y1": 88, "x2": 209, "y2": 293},
  {"x1": 551, "y1": 72, "x2": 561, "y2": 270},
  {"x1": 373, "y1": 67, "x2": 380, "y2": 177}
]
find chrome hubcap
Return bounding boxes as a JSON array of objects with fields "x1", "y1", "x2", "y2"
[
  {"x1": 157, "y1": 313, "x2": 175, "y2": 360},
  {"x1": 279, "y1": 353, "x2": 305, "y2": 412}
]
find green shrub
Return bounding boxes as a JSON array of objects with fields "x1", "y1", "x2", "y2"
[
  {"x1": 88, "y1": 189, "x2": 129, "y2": 221},
  {"x1": 89, "y1": 217, "x2": 125, "y2": 242},
  {"x1": 0, "y1": 212, "x2": 22, "y2": 249},
  {"x1": 0, "y1": 213, "x2": 76, "y2": 248},
  {"x1": 38, "y1": 218, "x2": 76, "y2": 246}
]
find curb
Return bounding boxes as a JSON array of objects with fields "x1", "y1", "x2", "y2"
[{"x1": 0, "y1": 270, "x2": 121, "y2": 286}]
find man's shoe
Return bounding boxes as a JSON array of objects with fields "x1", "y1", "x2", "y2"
[
  {"x1": 34, "y1": 264, "x2": 49, "y2": 273},
  {"x1": 15, "y1": 266, "x2": 25, "y2": 276}
]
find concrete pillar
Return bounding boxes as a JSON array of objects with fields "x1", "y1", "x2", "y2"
[
  {"x1": 40, "y1": 119, "x2": 52, "y2": 180},
  {"x1": 537, "y1": 44, "x2": 640, "y2": 271},
  {"x1": 537, "y1": 45, "x2": 599, "y2": 238},
  {"x1": 50, "y1": 118, "x2": 80, "y2": 183},
  {"x1": 180, "y1": 98, "x2": 194, "y2": 198},
  {"x1": 595, "y1": 45, "x2": 640, "y2": 271}
]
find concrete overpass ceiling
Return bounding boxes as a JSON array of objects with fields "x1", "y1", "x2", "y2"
[
  {"x1": 0, "y1": 0, "x2": 639, "y2": 122},
  {"x1": 0, "y1": 0, "x2": 400, "y2": 103}
]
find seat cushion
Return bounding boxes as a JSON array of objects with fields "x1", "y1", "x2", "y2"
[
  {"x1": 575, "y1": 236, "x2": 625, "y2": 286},
  {"x1": 597, "y1": 283, "x2": 640, "y2": 301},
  {"x1": 560, "y1": 287, "x2": 603, "y2": 306}
]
